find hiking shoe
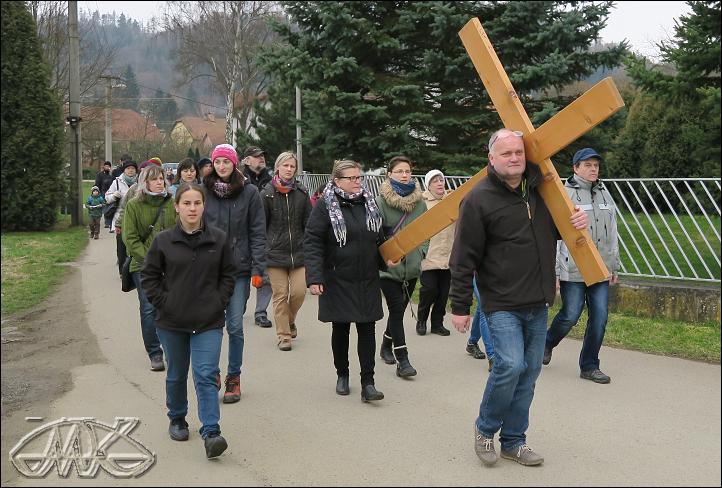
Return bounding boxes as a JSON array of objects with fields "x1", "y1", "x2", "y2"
[
  {"x1": 223, "y1": 375, "x2": 241, "y2": 403},
  {"x1": 278, "y1": 338, "x2": 292, "y2": 351},
  {"x1": 204, "y1": 434, "x2": 228, "y2": 459},
  {"x1": 379, "y1": 341, "x2": 395, "y2": 365},
  {"x1": 474, "y1": 427, "x2": 497, "y2": 466},
  {"x1": 488, "y1": 357, "x2": 494, "y2": 372},
  {"x1": 396, "y1": 358, "x2": 417, "y2": 378},
  {"x1": 580, "y1": 369, "x2": 611, "y2": 384},
  {"x1": 500, "y1": 444, "x2": 544, "y2": 466},
  {"x1": 290, "y1": 323, "x2": 297, "y2": 338},
  {"x1": 466, "y1": 343, "x2": 486, "y2": 360},
  {"x1": 150, "y1": 355, "x2": 165, "y2": 371},
  {"x1": 542, "y1": 347, "x2": 552, "y2": 365},
  {"x1": 416, "y1": 321, "x2": 427, "y2": 336},
  {"x1": 430, "y1": 325, "x2": 451, "y2": 336},
  {"x1": 168, "y1": 417, "x2": 189, "y2": 441},
  {"x1": 255, "y1": 316, "x2": 272, "y2": 328}
]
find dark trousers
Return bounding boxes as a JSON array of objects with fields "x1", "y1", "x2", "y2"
[
  {"x1": 417, "y1": 269, "x2": 451, "y2": 327},
  {"x1": 88, "y1": 217, "x2": 101, "y2": 237},
  {"x1": 331, "y1": 322, "x2": 376, "y2": 386},
  {"x1": 380, "y1": 278, "x2": 417, "y2": 359},
  {"x1": 116, "y1": 232, "x2": 127, "y2": 276}
]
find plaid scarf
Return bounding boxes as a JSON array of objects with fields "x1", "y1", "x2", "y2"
[{"x1": 322, "y1": 181, "x2": 382, "y2": 247}]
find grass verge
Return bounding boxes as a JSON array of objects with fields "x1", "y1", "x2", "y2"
[
  {"x1": 1, "y1": 186, "x2": 94, "y2": 319},
  {"x1": 410, "y1": 287, "x2": 720, "y2": 363}
]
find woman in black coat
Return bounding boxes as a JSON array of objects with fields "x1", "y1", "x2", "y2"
[
  {"x1": 304, "y1": 160, "x2": 389, "y2": 402},
  {"x1": 142, "y1": 182, "x2": 237, "y2": 459}
]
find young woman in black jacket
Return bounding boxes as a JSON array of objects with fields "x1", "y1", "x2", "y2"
[
  {"x1": 142, "y1": 183, "x2": 237, "y2": 459},
  {"x1": 304, "y1": 160, "x2": 391, "y2": 402}
]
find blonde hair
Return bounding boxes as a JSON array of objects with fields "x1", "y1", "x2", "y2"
[
  {"x1": 331, "y1": 159, "x2": 362, "y2": 179},
  {"x1": 274, "y1": 151, "x2": 298, "y2": 176}
]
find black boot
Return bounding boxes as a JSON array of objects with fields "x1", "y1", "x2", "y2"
[
  {"x1": 416, "y1": 321, "x2": 427, "y2": 335},
  {"x1": 379, "y1": 335, "x2": 395, "y2": 365},
  {"x1": 361, "y1": 384, "x2": 384, "y2": 402},
  {"x1": 336, "y1": 375, "x2": 350, "y2": 395},
  {"x1": 395, "y1": 348, "x2": 417, "y2": 377}
]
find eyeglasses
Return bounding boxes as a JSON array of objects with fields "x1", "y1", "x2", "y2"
[
  {"x1": 391, "y1": 170, "x2": 412, "y2": 175},
  {"x1": 488, "y1": 130, "x2": 523, "y2": 150},
  {"x1": 337, "y1": 176, "x2": 364, "y2": 182}
]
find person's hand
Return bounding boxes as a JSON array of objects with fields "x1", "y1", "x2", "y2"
[
  {"x1": 556, "y1": 277, "x2": 560, "y2": 292},
  {"x1": 570, "y1": 206, "x2": 588, "y2": 230},
  {"x1": 251, "y1": 275, "x2": 263, "y2": 288},
  {"x1": 451, "y1": 314, "x2": 471, "y2": 333},
  {"x1": 115, "y1": 227, "x2": 122, "y2": 235},
  {"x1": 310, "y1": 284, "x2": 324, "y2": 295},
  {"x1": 610, "y1": 273, "x2": 619, "y2": 285},
  {"x1": 113, "y1": 191, "x2": 122, "y2": 199},
  {"x1": 387, "y1": 259, "x2": 400, "y2": 267}
]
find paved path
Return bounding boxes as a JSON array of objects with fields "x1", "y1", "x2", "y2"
[{"x1": 4, "y1": 235, "x2": 721, "y2": 486}]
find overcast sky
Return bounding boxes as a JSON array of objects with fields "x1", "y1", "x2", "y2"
[{"x1": 78, "y1": 1, "x2": 691, "y2": 60}]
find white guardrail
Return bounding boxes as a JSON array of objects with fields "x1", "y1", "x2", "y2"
[{"x1": 299, "y1": 174, "x2": 721, "y2": 283}]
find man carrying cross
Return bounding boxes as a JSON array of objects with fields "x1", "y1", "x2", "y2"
[{"x1": 448, "y1": 128, "x2": 589, "y2": 467}]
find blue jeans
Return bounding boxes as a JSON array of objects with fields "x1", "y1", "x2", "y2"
[
  {"x1": 132, "y1": 272, "x2": 162, "y2": 359},
  {"x1": 469, "y1": 277, "x2": 494, "y2": 359},
  {"x1": 254, "y1": 273, "x2": 272, "y2": 318},
  {"x1": 225, "y1": 277, "x2": 251, "y2": 376},
  {"x1": 546, "y1": 280, "x2": 609, "y2": 372},
  {"x1": 476, "y1": 307, "x2": 547, "y2": 451},
  {"x1": 157, "y1": 327, "x2": 222, "y2": 439}
]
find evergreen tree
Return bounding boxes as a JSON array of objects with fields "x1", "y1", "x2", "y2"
[
  {"x1": 621, "y1": 1, "x2": 720, "y2": 177},
  {"x1": 1, "y1": 1, "x2": 65, "y2": 230},
  {"x1": 257, "y1": 1, "x2": 626, "y2": 173},
  {"x1": 118, "y1": 64, "x2": 140, "y2": 111}
]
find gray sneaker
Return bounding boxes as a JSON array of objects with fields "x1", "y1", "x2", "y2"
[
  {"x1": 580, "y1": 369, "x2": 611, "y2": 384},
  {"x1": 474, "y1": 427, "x2": 498, "y2": 465},
  {"x1": 500, "y1": 444, "x2": 544, "y2": 466},
  {"x1": 150, "y1": 355, "x2": 165, "y2": 371}
]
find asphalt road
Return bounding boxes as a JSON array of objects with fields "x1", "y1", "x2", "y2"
[{"x1": 4, "y1": 234, "x2": 721, "y2": 486}]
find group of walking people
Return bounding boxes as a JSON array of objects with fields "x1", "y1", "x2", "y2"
[{"x1": 112, "y1": 132, "x2": 619, "y2": 465}]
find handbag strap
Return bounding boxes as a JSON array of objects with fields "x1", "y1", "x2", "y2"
[
  {"x1": 140, "y1": 195, "x2": 171, "y2": 243},
  {"x1": 391, "y1": 212, "x2": 408, "y2": 236}
]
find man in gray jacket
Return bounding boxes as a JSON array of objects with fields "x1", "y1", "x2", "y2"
[{"x1": 543, "y1": 148, "x2": 620, "y2": 384}]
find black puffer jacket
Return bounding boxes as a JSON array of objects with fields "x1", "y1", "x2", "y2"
[
  {"x1": 142, "y1": 222, "x2": 238, "y2": 333},
  {"x1": 449, "y1": 163, "x2": 558, "y2": 315},
  {"x1": 304, "y1": 195, "x2": 386, "y2": 324},
  {"x1": 260, "y1": 181, "x2": 312, "y2": 268}
]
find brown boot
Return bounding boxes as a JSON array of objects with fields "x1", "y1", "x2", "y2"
[{"x1": 222, "y1": 375, "x2": 241, "y2": 403}]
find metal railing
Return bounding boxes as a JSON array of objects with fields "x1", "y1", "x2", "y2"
[{"x1": 300, "y1": 173, "x2": 721, "y2": 283}]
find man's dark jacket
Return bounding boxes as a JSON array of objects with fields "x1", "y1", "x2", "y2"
[
  {"x1": 243, "y1": 166, "x2": 272, "y2": 191},
  {"x1": 449, "y1": 163, "x2": 558, "y2": 315}
]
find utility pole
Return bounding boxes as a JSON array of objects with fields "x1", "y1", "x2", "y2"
[
  {"x1": 102, "y1": 76, "x2": 113, "y2": 163},
  {"x1": 295, "y1": 85, "x2": 303, "y2": 173},
  {"x1": 68, "y1": 0, "x2": 82, "y2": 226}
]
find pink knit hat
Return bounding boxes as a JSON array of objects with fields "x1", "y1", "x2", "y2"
[{"x1": 211, "y1": 144, "x2": 238, "y2": 168}]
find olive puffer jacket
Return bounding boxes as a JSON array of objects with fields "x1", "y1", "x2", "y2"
[{"x1": 375, "y1": 180, "x2": 428, "y2": 282}]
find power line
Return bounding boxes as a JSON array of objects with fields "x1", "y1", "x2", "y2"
[{"x1": 116, "y1": 76, "x2": 228, "y2": 111}]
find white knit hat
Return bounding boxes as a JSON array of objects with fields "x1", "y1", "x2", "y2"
[{"x1": 424, "y1": 169, "x2": 444, "y2": 189}]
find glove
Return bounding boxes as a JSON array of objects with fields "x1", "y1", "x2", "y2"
[
  {"x1": 251, "y1": 275, "x2": 263, "y2": 288},
  {"x1": 114, "y1": 191, "x2": 122, "y2": 199}
]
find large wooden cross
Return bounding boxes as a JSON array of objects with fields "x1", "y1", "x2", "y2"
[{"x1": 379, "y1": 18, "x2": 624, "y2": 285}]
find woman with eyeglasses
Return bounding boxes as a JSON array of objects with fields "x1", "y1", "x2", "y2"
[
  {"x1": 304, "y1": 160, "x2": 387, "y2": 402},
  {"x1": 169, "y1": 158, "x2": 200, "y2": 197},
  {"x1": 376, "y1": 155, "x2": 428, "y2": 378},
  {"x1": 260, "y1": 151, "x2": 312, "y2": 351}
]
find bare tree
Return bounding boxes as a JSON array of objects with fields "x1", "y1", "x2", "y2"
[
  {"x1": 29, "y1": 1, "x2": 116, "y2": 103},
  {"x1": 164, "y1": 1, "x2": 277, "y2": 143}
]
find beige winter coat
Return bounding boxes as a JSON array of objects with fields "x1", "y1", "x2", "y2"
[{"x1": 420, "y1": 189, "x2": 456, "y2": 271}]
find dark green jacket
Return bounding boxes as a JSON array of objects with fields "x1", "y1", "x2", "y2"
[
  {"x1": 376, "y1": 180, "x2": 428, "y2": 282},
  {"x1": 122, "y1": 193, "x2": 176, "y2": 273}
]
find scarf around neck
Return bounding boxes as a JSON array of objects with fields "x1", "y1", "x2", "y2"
[
  {"x1": 271, "y1": 174, "x2": 296, "y2": 194},
  {"x1": 390, "y1": 178, "x2": 416, "y2": 197},
  {"x1": 322, "y1": 181, "x2": 382, "y2": 247}
]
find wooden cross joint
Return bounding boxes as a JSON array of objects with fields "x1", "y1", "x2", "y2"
[{"x1": 379, "y1": 17, "x2": 625, "y2": 286}]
